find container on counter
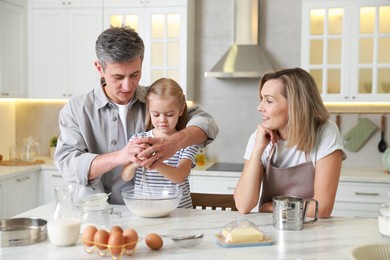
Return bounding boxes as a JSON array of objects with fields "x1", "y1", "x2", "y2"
[
  {"x1": 47, "y1": 185, "x2": 81, "y2": 246},
  {"x1": 195, "y1": 149, "x2": 206, "y2": 166},
  {"x1": 378, "y1": 202, "x2": 390, "y2": 238},
  {"x1": 79, "y1": 203, "x2": 112, "y2": 231},
  {"x1": 77, "y1": 192, "x2": 111, "y2": 231}
]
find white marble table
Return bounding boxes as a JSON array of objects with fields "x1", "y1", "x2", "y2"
[{"x1": 0, "y1": 204, "x2": 389, "y2": 260}]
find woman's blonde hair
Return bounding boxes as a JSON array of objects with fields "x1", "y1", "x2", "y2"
[
  {"x1": 145, "y1": 78, "x2": 188, "y2": 131},
  {"x1": 259, "y1": 68, "x2": 329, "y2": 151}
]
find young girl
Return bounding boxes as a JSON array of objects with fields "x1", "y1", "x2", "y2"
[{"x1": 121, "y1": 78, "x2": 199, "y2": 208}]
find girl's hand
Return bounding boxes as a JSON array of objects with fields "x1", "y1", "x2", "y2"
[{"x1": 121, "y1": 163, "x2": 138, "y2": 182}]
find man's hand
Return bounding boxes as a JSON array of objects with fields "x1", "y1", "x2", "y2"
[
  {"x1": 123, "y1": 138, "x2": 153, "y2": 165},
  {"x1": 136, "y1": 135, "x2": 180, "y2": 170}
]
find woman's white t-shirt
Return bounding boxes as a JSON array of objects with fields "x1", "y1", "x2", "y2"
[{"x1": 244, "y1": 120, "x2": 346, "y2": 168}]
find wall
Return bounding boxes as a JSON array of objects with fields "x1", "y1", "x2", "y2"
[
  {"x1": 0, "y1": 100, "x2": 64, "y2": 160},
  {"x1": 1, "y1": 0, "x2": 388, "y2": 170},
  {"x1": 195, "y1": 0, "x2": 389, "y2": 168},
  {"x1": 14, "y1": 100, "x2": 65, "y2": 156},
  {"x1": 0, "y1": 101, "x2": 16, "y2": 159}
]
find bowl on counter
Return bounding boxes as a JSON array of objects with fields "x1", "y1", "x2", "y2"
[
  {"x1": 350, "y1": 243, "x2": 390, "y2": 260},
  {"x1": 0, "y1": 218, "x2": 47, "y2": 247},
  {"x1": 121, "y1": 185, "x2": 183, "y2": 218}
]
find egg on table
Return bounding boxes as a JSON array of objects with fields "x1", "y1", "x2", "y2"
[
  {"x1": 110, "y1": 226, "x2": 123, "y2": 234},
  {"x1": 82, "y1": 225, "x2": 97, "y2": 247},
  {"x1": 108, "y1": 231, "x2": 125, "y2": 255},
  {"x1": 93, "y1": 229, "x2": 110, "y2": 250},
  {"x1": 123, "y1": 228, "x2": 138, "y2": 250},
  {"x1": 145, "y1": 233, "x2": 163, "y2": 250}
]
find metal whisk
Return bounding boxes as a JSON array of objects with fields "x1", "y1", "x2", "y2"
[{"x1": 137, "y1": 166, "x2": 152, "y2": 199}]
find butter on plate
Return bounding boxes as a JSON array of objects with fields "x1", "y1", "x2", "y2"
[
  {"x1": 221, "y1": 227, "x2": 264, "y2": 243},
  {"x1": 220, "y1": 219, "x2": 265, "y2": 244}
]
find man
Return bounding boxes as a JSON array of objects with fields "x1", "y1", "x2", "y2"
[{"x1": 55, "y1": 27, "x2": 218, "y2": 204}]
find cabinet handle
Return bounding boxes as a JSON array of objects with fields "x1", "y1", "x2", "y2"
[
  {"x1": 68, "y1": 1, "x2": 71, "y2": 5},
  {"x1": 226, "y1": 186, "x2": 235, "y2": 190},
  {"x1": 355, "y1": 192, "x2": 379, "y2": 196},
  {"x1": 16, "y1": 176, "x2": 30, "y2": 182},
  {"x1": 52, "y1": 174, "x2": 63, "y2": 178},
  {"x1": 1, "y1": 92, "x2": 10, "y2": 96},
  {"x1": 62, "y1": 1, "x2": 66, "y2": 5}
]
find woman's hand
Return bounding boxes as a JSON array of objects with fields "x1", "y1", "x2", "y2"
[
  {"x1": 255, "y1": 124, "x2": 278, "y2": 150},
  {"x1": 259, "y1": 202, "x2": 273, "y2": 213}
]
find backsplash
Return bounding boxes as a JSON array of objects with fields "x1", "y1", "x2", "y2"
[
  {"x1": 0, "y1": 101, "x2": 16, "y2": 159},
  {"x1": 0, "y1": 100, "x2": 65, "y2": 159}
]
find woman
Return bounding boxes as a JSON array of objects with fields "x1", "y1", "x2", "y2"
[{"x1": 234, "y1": 68, "x2": 346, "y2": 218}]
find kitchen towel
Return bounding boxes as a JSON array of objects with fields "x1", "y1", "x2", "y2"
[{"x1": 343, "y1": 118, "x2": 378, "y2": 152}]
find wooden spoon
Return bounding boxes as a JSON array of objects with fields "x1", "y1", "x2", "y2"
[{"x1": 378, "y1": 115, "x2": 388, "y2": 153}]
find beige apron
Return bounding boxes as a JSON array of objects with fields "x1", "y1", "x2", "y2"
[{"x1": 259, "y1": 145, "x2": 315, "y2": 208}]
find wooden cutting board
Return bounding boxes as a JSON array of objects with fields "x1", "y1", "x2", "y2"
[{"x1": 0, "y1": 159, "x2": 45, "y2": 166}]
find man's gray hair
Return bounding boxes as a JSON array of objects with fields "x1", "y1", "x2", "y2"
[{"x1": 96, "y1": 26, "x2": 145, "y2": 70}]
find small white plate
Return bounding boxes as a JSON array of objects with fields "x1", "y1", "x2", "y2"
[{"x1": 350, "y1": 243, "x2": 390, "y2": 260}]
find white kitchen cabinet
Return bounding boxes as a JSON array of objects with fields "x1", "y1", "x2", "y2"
[
  {"x1": 41, "y1": 169, "x2": 67, "y2": 204},
  {"x1": 332, "y1": 181, "x2": 389, "y2": 218},
  {"x1": 190, "y1": 175, "x2": 238, "y2": 195},
  {"x1": 6, "y1": 171, "x2": 40, "y2": 217},
  {"x1": 29, "y1": 0, "x2": 103, "y2": 98},
  {"x1": 0, "y1": 0, "x2": 27, "y2": 98},
  {"x1": 0, "y1": 179, "x2": 7, "y2": 219},
  {"x1": 103, "y1": 0, "x2": 195, "y2": 100},
  {"x1": 301, "y1": 0, "x2": 390, "y2": 102}
]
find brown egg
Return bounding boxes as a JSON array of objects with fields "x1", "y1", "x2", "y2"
[
  {"x1": 110, "y1": 225, "x2": 123, "y2": 234},
  {"x1": 82, "y1": 225, "x2": 97, "y2": 247},
  {"x1": 145, "y1": 233, "x2": 163, "y2": 250},
  {"x1": 123, "y1": 228, "x2": 138, "y2": 250},
  {"x1": 94, "y1": 229, "x2": 110, "y2": 250},
  {"x1": 108, "y1": 231, "x2": 125, "y2": 255}
]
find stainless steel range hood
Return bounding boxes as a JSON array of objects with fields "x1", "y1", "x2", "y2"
[{"x1": 204, "y1": 0, "x2": 274, "y2": 78}]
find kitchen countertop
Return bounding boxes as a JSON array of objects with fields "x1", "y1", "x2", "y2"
[
  {"x1": 1, "y1": 159, "x2": 389, "y2": 183},
  {"x1": 192, "y1": 162, "x2": 390, "y2": 183},
  {"x1": 0, "y1": 157, "x2": 57, "y2": 180},
  {"x1": 1, "y1": 203, "x2": 387, "y2": 259}
]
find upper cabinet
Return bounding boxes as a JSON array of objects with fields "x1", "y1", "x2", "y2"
[
  {"x1": 103, "y1": 0, "x2": 195, "y2": 101},
  {"x1": 29, "y1": 0, "x2": 103, "y2": 98},
  {"x1": 301, "y1": 0, "x2": 390, "y2": 102},
  {"x1": 0, "y1": 0, "x2": 27, "y2": 98}
]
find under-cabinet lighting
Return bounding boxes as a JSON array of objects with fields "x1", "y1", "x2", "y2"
[
  {"x1": 325, "y1": 102, "x2": 390, "y2": 114},
  {"x1": 16, "y1": 99, "x2": 68, "y2": 104},
  {"x1": 0, "y1": 98, "x2": 16, "y2": 102}
]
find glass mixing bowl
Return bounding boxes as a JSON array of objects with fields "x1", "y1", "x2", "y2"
[{"x1": 121, "y1": 185, "x2": 183, "y2": 218}]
